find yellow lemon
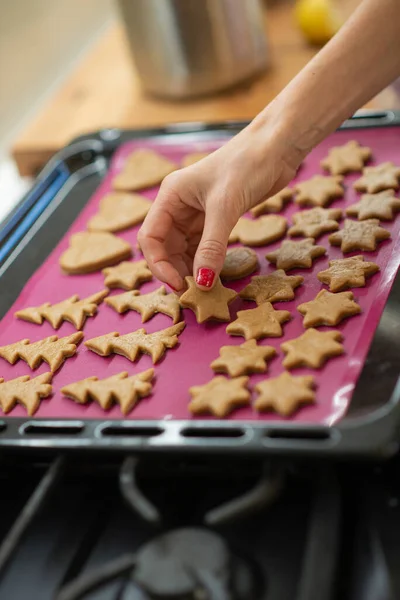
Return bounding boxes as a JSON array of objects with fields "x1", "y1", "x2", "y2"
[{"x1": 295, "y1": 0, "x2": 343, "y2": 45}]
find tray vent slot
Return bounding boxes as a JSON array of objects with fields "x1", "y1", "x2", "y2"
[
  {"x1": 0, "y1": 422, "x2": 6, "y2": 434},
  {"x1": 100, "y1": 425, "x2": 164, "y2": 438},
  {"x1": 265, "y1": 428, "x2": 332, "y2": 441},
  {"x1": 21, "y1": 422, "x2": 84, "y2": 435},
  {"x1": 181, "y1": 427, "x2": 245, "y2": 439}
]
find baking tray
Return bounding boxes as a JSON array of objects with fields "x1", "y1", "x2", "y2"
[{"x1": 0, "y1": 111, "x2": 399, "y2": 457}]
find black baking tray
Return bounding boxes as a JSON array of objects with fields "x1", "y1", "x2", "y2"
[{"x1": 0, "y1": 111, "x2": 399, "y2": 458}]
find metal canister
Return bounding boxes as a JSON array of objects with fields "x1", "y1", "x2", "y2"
[{"x1": 116, "y1": 0, "x2": 269, "y2": 98}]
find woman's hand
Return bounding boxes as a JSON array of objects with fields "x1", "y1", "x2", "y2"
[{"x1": 138, "y1": 120, "x2": 302, "y2": 291}]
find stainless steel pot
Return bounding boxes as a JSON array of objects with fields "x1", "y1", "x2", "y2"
[{"x1": 116, "y1": 0, "x2": 269, "y2": 98}]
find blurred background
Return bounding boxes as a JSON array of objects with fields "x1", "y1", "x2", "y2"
[{"x1": 1, "y1": 0, "x2": 399, "y2": 223}]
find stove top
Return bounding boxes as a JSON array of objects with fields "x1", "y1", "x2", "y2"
[{"x1": 0, "y1": 454, "x2": 399, "y2": 600}]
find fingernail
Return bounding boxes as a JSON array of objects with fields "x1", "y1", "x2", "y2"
[{"x1": 196, "y1": 268, "x2": 215, "y2": 288}]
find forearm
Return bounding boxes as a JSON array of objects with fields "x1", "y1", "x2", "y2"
[{"x1": 254, "y1": 0, "x2": 400, "y2": 166}]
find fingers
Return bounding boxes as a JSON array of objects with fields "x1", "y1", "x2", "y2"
[{"x1": 193, "y1": 199, "x2": 234, "y2": 290}]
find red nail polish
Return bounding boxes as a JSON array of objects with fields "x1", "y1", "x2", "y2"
[{"x1": 196, "y1": 268, "x2": 215, "y2": 288}]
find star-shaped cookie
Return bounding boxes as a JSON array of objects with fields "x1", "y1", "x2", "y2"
[
  {"x1": 297, "y1": 290, "x2": 361, "y2": 328},
  {"x1": 353, "y1": 162, "x2": 400, "y2": 193},
  {"x1": 211, "y1": 340, "x2": 277, "y2": 377},
  {"x1": 103, "y1": 260, "x2": 153, "y2": 290},
  {"x1": 294, "y1": 175, "x2": 344, "y2": 207},
  {"x1": 250, "y1": 188, "x2": 293, "y2": 217},
  {"x1": 229, "y1": 215, "x2": 287, "y2": 246},
  {"x1": 254, "y1": 372, "x2": 316, "y2": 416},
  {"x1": 317, "y1": 255, "x2": 379, "y2": 292},
  {"x1": 179, "y1": 276, "x2": 237, "y2": 323},
  {"x1": 321, "y1": 140, "x2": 371, "y2": 175},
  {"x1": 239, "y1": 270, "x2": 304, "y2": 305},
  {"x1": 106, "y1": 286, "x2": 181, "y2": 323},
  {"x1": 288, "y1": 207, "x2": 342, "y2": 239},
  {"x1": 226, "y1": 302, "x2": 291, "y2": 340},
  {"x1": 346, "y1": 190, "x2": 400, "y2": 221},
  {"x1": 266, "y1": 238, "x2": 326, "y2": 271},
  {"x1": 281, "y1": 329, "x2": 344, "y2": 369},
  {"x1": 189, "y1": 375, "x2": 251, "y2": 417},
  {"x1": 329, "y1": 219, "x2": 390, "y2": 252}
]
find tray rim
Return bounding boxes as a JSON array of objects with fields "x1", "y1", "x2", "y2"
[{"x1": 1, "y1": 109, "x2": 400, "y2": 458}]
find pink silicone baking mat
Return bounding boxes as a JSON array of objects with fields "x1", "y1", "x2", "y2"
[{"x1": 1, "y1": 127, "x2": 399, "y2": 424}]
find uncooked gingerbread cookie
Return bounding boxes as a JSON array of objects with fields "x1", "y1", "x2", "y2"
[
  {"x1": 221, "y1": 247, "x2": 259, "y2": 281},
  {"x1": 297, "y1": 289, "x2": 361, "y2": 328},
  {"x1": 226, "y1": 302, "x2": 291, "y2": 340},
  {"x1": 229, "y1": 215, "x2": 287, "y2": 246},
  {"x1": 346, "y1": 190, "x2": 400, "y2": 221},
  {"x1": 179, "y1": 276, "x2": 237, "y2": 323},
  {"x1": 266, "y1": 238, "x2": 326, "y2": 271},
  {"x1": 353, "y1": 162, "x2": 400, "y2": 193},
  {"x1": 182, "y1": 152, "x2": 209, "y2": 167},
  {"x1": 329, "y1": 219, "x2": 390, "y2": 252},
  {"x1": 60, "y1": 232, "x2": 132, "y2": 274},
  {"x1": 239, "y1": 270, "x2": 304, "y2": 305},
  {"x1": 112, "y1": 149, "x2": 177, "y2": 191},
  {"x1": 0, "y1": 372, "x2": 53, "y2": 416},
  {"x1": 317, "y1": 255, "x2": 379, "y2": 292},
  {"x1": 250, "y1": 188, "x2": 293, "y2": 217},
  {"x1": 0, "y1": 332, "x2": 83, "y2": 372},
  {"x1": 106, "y1": 286, "x2": 181, "y2": 323},
  {"x1": 103, "y1": 260, "x2": 153, "y2": 290},
  {"x1": 294, "y1": 175, "x2": 344, "y2": 207},
  {"x1": 321, "y1": 140, "x2": 371, "y2": 175},
  {"x1": 61, "y1": 369, "x2": 154, "y2": 415},
  {"x1": 189, "y1": 375, "x2": 251, "y2": 418},
  {"x1": 288, "y1": 207, "x2": 342, "y2": 239},
  {"x1": 281, "y1": 329, "x2": 344, "y2": 369},
  {"x1": 87, "y1": 193, "x2": 152, "y2": 232},
  {"x1": 85, "y1": 322, "x2": 185, "y2": 364},
  {"x1": 254, "y1": 372, "x2": 316, "y2": 416},
  {"x1": 211, "y1": 340, "x2": 276, "y2": 377},
  {"x1": 15, "y1": 290, "x2": 108, "y2": 330}
]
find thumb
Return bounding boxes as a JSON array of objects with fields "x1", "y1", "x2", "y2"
[{"x1": 193, "y1": 202, "x2": 236, "y2": 290}]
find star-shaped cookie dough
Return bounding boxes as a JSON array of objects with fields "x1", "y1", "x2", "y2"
[
  {"x1": 250, "y1": 188, "x2": 293, "y2": 217},
  {"x1": 179, "y1": 276, "x2": 237, "y2": 323},
  {"x1": 329, "y1": 219, "x2": 390, "y2": 252},
  {"x1": 266, "y1": 238, "x2": 326, "y2": 271},
  {"x1": 239, "y1": 270, "x2": 304, "y2": 305},
  {"x1": 103, "y1": 260, "x2": 153, "y2": 290},
  {"x1": 346, "y1": 190, "x2": 400, "y2": 221},
  {"x1": 229, "y1": 215, "x2": 287, "y2": 246},
  {"x1": 281, "y1": 328, "x2": 344, "y2": 369},
  {"x1": 106, "y1": 286, "x2": 181, "y2": 323},
  {"x1": 294, "y1": 175, "x2": 344, "y2": 207},
  {"x1": 189, "y1": 375, "x2": 251, "y2": 418},
  {"x1": 211, "y1": 340, "x2": 277, "y2": 377},
  {"x1": 353, "y1": 162, "x2": 400, "y2": 193},
  {"x1": 288, "y1": 207, "x2": 342, "y2": 239},
  {"x1": 317, "y1": 255, "x2": 379, "y2": 292},
  {"x1": 297, "y1": 289, "x2": 361, "y2": 328},
  {"x1": 226, "y1": 302, "x2": 291, "y2": 340},
  {"x1": 321, "y1": 140, "x2": 371, "y2": 175},
  {"x1": 254, "y1": 372, "x2": 316, "y2": 416}
]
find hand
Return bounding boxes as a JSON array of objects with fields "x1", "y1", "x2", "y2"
[{"x1": 138, "y1": 121, "x2": 302, "y2": 291}]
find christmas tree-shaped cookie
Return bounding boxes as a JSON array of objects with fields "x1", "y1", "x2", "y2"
[
  {"x1": 0, "y1": 332, "x2": 83, "y2": 372},
  {"x1": 15, "y1": 290, "x2": 108, "y2": 330},
  {"x1": 0, "y1": 373, "x2": 53, "y2": 415},
  {"x1": 61, "y1": 369, "x2": 154, "y2": 415}
]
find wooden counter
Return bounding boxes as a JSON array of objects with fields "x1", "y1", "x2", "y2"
[{"x1": 11, "y1": 1, "x2": 397, "y2": 176}]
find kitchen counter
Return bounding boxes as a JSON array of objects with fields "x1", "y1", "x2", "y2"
[{"x1": 11, "y1": 0, "x2": 397, "y2": 177}]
